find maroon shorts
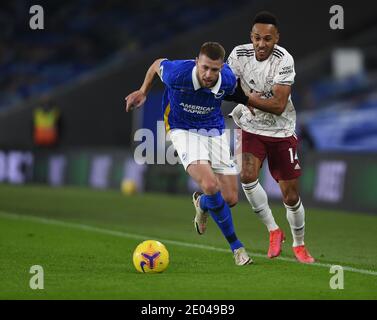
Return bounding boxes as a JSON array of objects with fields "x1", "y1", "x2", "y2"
[{"x1": 240, "y1": 130, "x2": 302, "y2": 182}]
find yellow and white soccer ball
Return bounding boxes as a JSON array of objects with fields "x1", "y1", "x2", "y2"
[
  {"x1": 133, "y1": 240, "x2": 169, "y2": 273},
  {"x1": 121, "y1": 178, "x2": 137, "y2": 195}
]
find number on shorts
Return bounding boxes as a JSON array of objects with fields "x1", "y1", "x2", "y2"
[{"x1": 288, "y1": 148, "x2": 298, "y2": 163}]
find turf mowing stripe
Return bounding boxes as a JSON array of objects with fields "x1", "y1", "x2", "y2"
[{"x1": 1, "y1": 210, "x2": 377, "y2": 277}]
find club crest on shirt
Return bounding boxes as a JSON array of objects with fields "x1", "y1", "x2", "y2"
[
  {"x1": 266, "y1": 77, "x2": 273, "y2": 86},
  {"x1": 214, "y1": 90, "x2": 225, "y2": 99}
]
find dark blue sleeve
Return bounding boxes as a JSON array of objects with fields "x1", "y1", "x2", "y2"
[
  {"x1": 224, "y1": 78, "x2": 248, "y2": 105},
  {"x1": 160, "y1": 59, "x2": 179, "y2": 87},
  {"x1": 223, "y1": 64, "x2": 237, "y2": 95}
]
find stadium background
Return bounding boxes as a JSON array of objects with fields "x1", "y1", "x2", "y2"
[{"x1": 0, "y1": 0, "x2": 376, "y2": 300}]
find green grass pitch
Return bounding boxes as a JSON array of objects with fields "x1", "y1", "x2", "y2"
[{"x1": 0, "y1": 184, "x2": 376, "y2": 299}]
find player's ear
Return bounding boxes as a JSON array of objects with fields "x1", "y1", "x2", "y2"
[
  {"x1": 276, "y1": 31, "x2": 280, "y2": 44},
  {"x1": 195, "y1": 57, "x2": 199, "y2": 66}
]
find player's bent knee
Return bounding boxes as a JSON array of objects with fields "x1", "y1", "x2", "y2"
[
  {"x1": 283, "y1": 193, "x2": 300, "y2": 207},
  {"x1": 240, "y1": 171, "x2": 258, "y2": 184},
  {"x1": 200, "y1": 179, "x2": 219, "y2": 195}
]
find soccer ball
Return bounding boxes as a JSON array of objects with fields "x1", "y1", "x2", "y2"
[
  {"x1": 133, "y1": 240, "x2": 169, "y2": 273},
  {"x1": 121, "y1": 178, "x2": 137, "y2": 195}
]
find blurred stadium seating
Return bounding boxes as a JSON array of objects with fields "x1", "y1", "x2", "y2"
[
  {"x1": 295, "y1": 70, "x2": 377, "y2": 150},
  {"x1": 0, "y1": 0, "x2": 249, "y2": 110},
  {"x1": 0, "y1": 1, "x2": 376, "y2": 213},
  {"x1": 1, "y1": 0, "x2": 376, "y2": 151},
  {"x1": 293, "y1": 21, "x2": 377, "y2": 151}
]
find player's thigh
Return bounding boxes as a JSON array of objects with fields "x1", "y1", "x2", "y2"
[
  {"x1": 170, "y1": 130, "x2": 218, "y2": 194},
  {"x1": 187, "y1": 162, "x2": 219, "y2": 195},
  {"x1": 170, "y1": 129, "x2": 210, "y2": 170},
  {"x1": 215, "y1": 173, "x2": 238, "y2": 207},
  {"x1": 267, "y1": 135, "x2": 301, "y2": 183},
  {"x1": 278, "y1": 178, "x2": 300, "y2": 206},
  {"x1": 208, "y1": 133, "x2": 238, "y2": 176}
]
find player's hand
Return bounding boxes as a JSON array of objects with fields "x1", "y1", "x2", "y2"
[
  {"x1": 248, "y1": 106, "x2": 256, "y2": 116},
  {"x1": 125, "y1": 90, "x2": 147, "y2": 112},
  {"x1": 246, "y1": 91, "x2": 263, "y2": 116}
]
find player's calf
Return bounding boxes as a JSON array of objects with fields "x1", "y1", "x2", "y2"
[{"x1": 222, "y1": 193, "x2": 238, "y2": 208}]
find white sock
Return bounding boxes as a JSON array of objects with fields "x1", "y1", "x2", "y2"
[
  {"x1": 242, "y1": 180, "x2": 279, "y2": 232},
  {"x1": 285, "y1": 198, "x2": 305, "y2": 247}
]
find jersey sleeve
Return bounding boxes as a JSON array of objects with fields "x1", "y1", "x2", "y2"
[
  {"x1": 222, "y1": 64, "x2": 237, "y2": 95},
  {"x1": 226, "y1": 47, "x2": 242, "y2": 79},
  {"x1": 159, "y1": 59, "x2": 175, "y2": 86},
  {"x1": 224, "y1": 78, "x2": 248, "y2": 105},
  {"x1": 273, "y1": 54, "x2": 295, "y2": 86}
]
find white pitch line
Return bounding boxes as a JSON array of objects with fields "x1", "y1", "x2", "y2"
[{"x1": 1, "y1": 211, "x2": 377, "y2": 277}]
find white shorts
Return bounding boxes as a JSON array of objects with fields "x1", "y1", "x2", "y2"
[{"x1": 169, "y1": 129, "x2": 238, "y2": 175}]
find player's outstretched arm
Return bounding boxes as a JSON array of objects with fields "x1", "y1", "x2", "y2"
[
  {"x1": 125, "y1": 58, "x2": 165, "y2": 112},
  {"x1": 246, "y1": 84, "x2": 291, "y2": 116}
]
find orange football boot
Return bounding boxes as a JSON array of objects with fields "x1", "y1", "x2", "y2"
[
  {"x1": 268, "y1": 228, "x2": 285, "y2": 258},
  {"x1": 293, "y1": 245, "x2": 315, "y2": 263}
]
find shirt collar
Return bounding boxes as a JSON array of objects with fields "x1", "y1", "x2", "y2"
[{"x1": 192, "y1": 66, "x2": 222, "y2": 94}]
